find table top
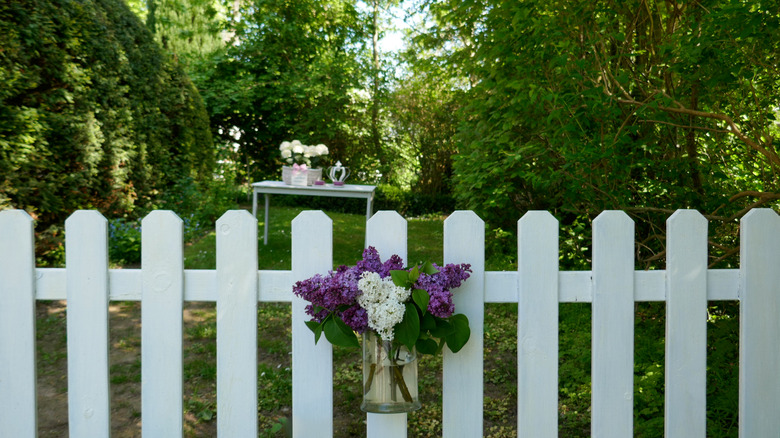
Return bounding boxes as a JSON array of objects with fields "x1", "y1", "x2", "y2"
[{"x1": 251, "y1": 180, "x2": 376, "y2": 196}]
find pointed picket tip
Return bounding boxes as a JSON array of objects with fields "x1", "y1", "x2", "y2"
[
  {"x1": 369, "y1": 210, "x2": 405, "y2": 222},
  {"x1": 518, "y1": 210, "x2": 558, "y2": 229},
  {"x1": 65, "y1": 209, "x2": 107, "y2": 227},
  {"x1": 444, "y1": 210, "x2": 484, "y2": 268},
  {"x1": 741, "y1": 208, "x2": 780, "y2": 225},
  {"x1": 444, "y1": 211, "x2": 485, "y2": 246},
  {"x1": 444, "y1": 210, "x2": 484, "y2": 226},
  {"x1": 667, "y1": 209, "x2": 707, "y2": 225},
  {"x1": 0, "y1": 209, "x2": 34, "y2": 223},
  {"x1": 141, "y1": 210, "x2": 183, "y2": 227},
  {"x1": 593, "y1": 210, "x2": 633, "y2": 227},
  {"x1": 367, "y1": 211, "x2": 407, "y2": 261},
  {"x1": 291, "y1": 210, "x2": 332, "y2": 227},
  {"x1": 0, "y1": 210, "x2": 34, "y2": 249},
  {"x1": 216, "y1": 209, "x2": 257, "y2": 227}
]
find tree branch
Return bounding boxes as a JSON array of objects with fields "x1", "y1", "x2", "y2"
[{"x1": 616, "y1": 97, "x2": 780, "y2": 170}]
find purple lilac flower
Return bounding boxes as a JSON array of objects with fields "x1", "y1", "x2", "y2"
[
  {"x1": 427, "y1": 290, "x2": 455, "y2": 318},
  {"x1": 413, "y1": 263, "x2": 472, "y2": 318},
  {"x1": 356, "y1": 246, "x2": 383, "y2": 275},
  {"x1": 292, "y1": 246, "x2": 407, "y2": 326},
  {"x1": 340, "y1": 304, "x2": 369, "y2": 333}
]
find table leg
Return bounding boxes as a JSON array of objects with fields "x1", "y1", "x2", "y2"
[
  {"x1": 252, "y1": 189, "x2": 258, "y2": 218},
  {"x1": 366, "y1": 195, "x2": 374, "y2": 220},
  {"x1": 263, "y1": 194, "x2": 270, "y2": 245}
]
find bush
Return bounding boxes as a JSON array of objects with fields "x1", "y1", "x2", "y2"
[
  {"x1": 0, "y1": 0, "x2": 214, "y2": 262},
  {"x1": 108, "y1": 218, "x2": 142, "y2": 266}
]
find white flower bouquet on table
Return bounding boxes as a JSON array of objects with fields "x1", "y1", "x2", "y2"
[
  {"x1": 279, "y1": 140, "x2": 329, "y2": 168},
  {"x1": 279, "y1": 140, "x2": 329, "y2": 185}
]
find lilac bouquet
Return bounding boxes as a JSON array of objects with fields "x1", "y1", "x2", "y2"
[{"x1": 293, "y1": 246, "x2": 472, "y2": 355}]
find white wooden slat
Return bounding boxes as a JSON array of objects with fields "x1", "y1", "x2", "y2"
[
  {"x1": 291, "y1": 211, "x2": 333, "y2": 438},
  {"x1": 591, "y1": 211, "x2": 635, "y2": 438},
  {"x1": 259, "y1": 270, "x2": 294, "y2": 302},
  {"x1": 366, "y1": 210, "x2": 408, "y2": 262},
  {"x1": 739, "y1": 209, "x2": 780, "y2": 437},
  {"x1": 559, "y1": 271, "x2": 593, "y2": 303},
  {"x1": 141, "y1": 211, "x2": 184, "y2": 437},
  {"x1": 517, "y1": 211, "x2": 558, "y2": 437},
  {"x1": 33, "y1": 267, "x2": 742, "y2": 303},
  {"x1": 442, "y1": 211, "x2": 485, "y2": 438},
  {"x1": 634, "y1": 271, "x2": 665, "y2": 302},
  {"x1": 665, "y1": 210, "x2": 707, "y2": 438},
  {"x1": 0, "y1": 210, "x2": 37, "y2": 437},
  {"x1": 366, "y1": 211, "x2": 408, "y2": 438},
  {"x1": 484, "y1": 271, "x2": 516, "y2": 302},
  {"x1": 184, "y1": 270, "x2": 215, "y2": 301},
  {"x1": 110, "y1": 270, "x2": 143, "y2": 300},
  {"x1": 707, "y1": 269, "x2": 739, "y2": 301},
  {"x1": 65, "y1": 210, "x2": 111, "y2": 436},
  {"x1": 216, "y1": 210, "x2": 258, "y2": 437},
  {"x1": 35, "y1": 268, "x2": 66, "y2": 300}
]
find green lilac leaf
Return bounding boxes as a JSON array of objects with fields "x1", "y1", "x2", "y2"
[
  {"x1": 305, "y1": 320, "x2": 324, "y2": 344},
  {"x1": 409, "y1": 265, "x2": 420, "y2": 282},
  {"x1": 446, "y1": 314, "x2": 471, "y2": 353},
  {"x1": 323, "y1": 318, "x2": 359, "y2": 348},
  {"x1": 416, "y1": 337, "x2": 438, "y2": 355},
  {"x1": 395, "y1": 302, "x2": 420, "y2": 351},
  {"x1": 412, "y1": 289, "x2": 430, "y2": 314},
  {"x1": 421, "y1": 311, "x2": 436, "y2": 331},
  {"x1": 421, "y1": 261, "x2": 439, "y2": 275},
  {"x1": 430, "y1": 318, "x2": 451, "y2": 339},
  {"x1": 390, "y1": 270, "x2": 410, "y2": 288}
]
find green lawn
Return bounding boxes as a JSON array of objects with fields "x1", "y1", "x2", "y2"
[{"x1": 184, "y1": 207, "x2": 450, "y2": 270}]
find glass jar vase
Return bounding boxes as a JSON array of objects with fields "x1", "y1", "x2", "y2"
[{"x1": 361, "y1": 331, "x2": 422, "y2": 414}]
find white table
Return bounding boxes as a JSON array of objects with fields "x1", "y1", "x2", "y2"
[{"x1": 251, "y1": 180, "x2": 377, "y2": 245}]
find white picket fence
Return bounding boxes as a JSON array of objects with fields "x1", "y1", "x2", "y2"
[{"x1": 1, "y1": 208, "x2": 779, "y2": 437}]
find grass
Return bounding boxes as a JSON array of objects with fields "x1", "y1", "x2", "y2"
[{"x1": 35, "y1": 206, "x2": 741, "y2": 437}]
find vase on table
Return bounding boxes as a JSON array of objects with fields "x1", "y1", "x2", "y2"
[
  {"x1": 361, "y1": 331, "x2": 421, "y2": 414},
  {"x1": 282, "y1": 166, "x2": 322, "y2": 186}
]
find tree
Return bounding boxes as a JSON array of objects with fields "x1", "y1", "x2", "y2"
[
  {"x1": 420, "y1": 0, "x2": 780, "y2": 267},
  {"x1": 0, "y1": 0, "x2": 214, "y2": 261},
  {"x1": 192, "y1": 0, "x2": 372, "y2": 183}
]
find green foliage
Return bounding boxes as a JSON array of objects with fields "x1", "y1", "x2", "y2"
[
  {"x1": 0, "y1": 0, "x2": 214, "y2": 262},
  {"x1": 415, "y1": 0, "x2": 780, "y2": 268},
  {"x1": 191, "y1": 0, "x2": 370, "y2": 183},
  {"x1": 108, "y1": 218, "x2": 142, "y2": 265}
]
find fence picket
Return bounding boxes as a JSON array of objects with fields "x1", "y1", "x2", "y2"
[
  {"x1": 65, "y1": 210, "x2": 111, "y2": 437},
  {"x1": 216, "y1": 211, "x2": 258, "y2": 437},
  {"x1": 141, "y1": 211, "x2": 184, "y2": 437},
  {"x1": 366, "y1": 211, "x2": 408, "y2": 438},
  {"x1": 591, "y1": 211, "x2": 635, "y2": 438},
  {"x1": 6, "y1": 207, "x2": 780, "y2": 437},
  {"x1": 291, "y1": 211, "x2": 334, "y2": 438},
  {"x1": 665, "y1": 211, "x2": 707, "y2": 438},
  {"x1": 739, "y1": 209, "x2": 780, "y2": 437},
  {"x1": 517, "y1": 211, "x2": 559, "y2": 437},
  {"x1": 442, "y1": 211, "x2": 485, "y2": 438},
  {"x1": 0, "y1": 210, "x2": 37, "y2": 437}
]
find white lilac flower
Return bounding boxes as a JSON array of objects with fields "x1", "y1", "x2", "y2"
[
  {"x1": 292, "y1": 144, "x2": 304, "y2": 154},
  {"x1": 316, "y1": 144, "x2": 329, "y2": 155},
  {"x1": 281, "y1": 149, "x2": 292, "y2": 159},
  {"x1": 279, "y1": 141, "x2": 291, "y2": 151},
  {"x1": 303, "y1": 145, "x2": 314, "y2": 157},
  {"x1": 357, "y1": 271, "x2": 409, "y2": 342}
]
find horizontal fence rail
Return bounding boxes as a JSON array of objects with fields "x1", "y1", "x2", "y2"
[{"x1": 1, "y1": 208, "x2": 779, "y2": 437}]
